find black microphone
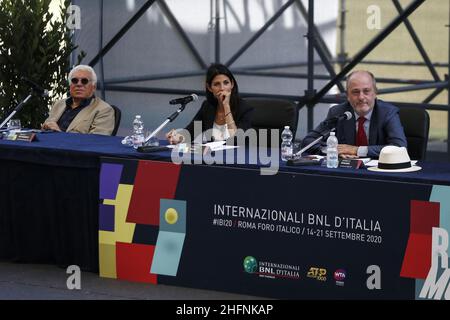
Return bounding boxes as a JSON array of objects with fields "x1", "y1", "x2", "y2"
[
  {"x1": 169, "y1": 94, "x2": 198, "y2": 105},
  {"x1": 323, "y1": 111, "x2": 352, "y2": 127},
  {"x1": 330, "y1": 111, "x2": 353, "y2": 122},
  {"x1": 21, "y1": 77, "x2": 49, "y2": 97}
]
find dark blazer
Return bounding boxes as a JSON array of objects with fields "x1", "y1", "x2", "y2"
[
  {"x1": 185, "y1": 98, "x2": 254, "y2": 141},
  {"x1": 301, "y1": 99, "x2": 407, "y2": 157}
]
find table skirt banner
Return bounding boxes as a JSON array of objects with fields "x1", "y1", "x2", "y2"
[{"x1": 98, "y1": 157, "x2": 450, "y2": 300}]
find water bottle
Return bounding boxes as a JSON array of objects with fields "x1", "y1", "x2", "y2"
[
  {"x1": 281, "y1": 126, "x2": 293, "y2": 161},
  {"x1": 132, "y1": 115, "x2": 145, "y2": 149},
  {"x1": 326, "y1": 131, "x2": 339, "y2": 168}
]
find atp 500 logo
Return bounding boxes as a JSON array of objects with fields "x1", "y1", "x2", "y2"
[{"x1": 307, "y1": 267, "x2": 327, "y2": 281}]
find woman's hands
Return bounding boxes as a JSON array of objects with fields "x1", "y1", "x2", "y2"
[
  {"x1": 166, "y1": 129, "x2": 184, "y2": 145},
  {"x1": 216, "y1": 90, "x2": 231, "y2": 110}
]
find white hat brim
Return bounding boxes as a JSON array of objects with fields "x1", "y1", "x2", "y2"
[{"x1": 367, "y1": 165, "x2": 422, "y2": 173}]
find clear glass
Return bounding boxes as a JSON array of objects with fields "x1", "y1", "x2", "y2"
[
  {"x1": 7, "y1": 119, "x2": 21, "y2": 131},
  {"x1": 121, "y1": 135, "x2": 134, "y2": 146},
  {"x1": 145, "y1": 130, "x2": 159, "y2": 146},
  {"x1": 132, "y1": 134, "x2": 145, "y2": 149}
]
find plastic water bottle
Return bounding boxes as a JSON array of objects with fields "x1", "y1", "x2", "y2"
[
  {"x1": 326, "y1": 131, "x2": 339, "y2": 168},
  {"x1": 281, "y1": 126, "x2": 293, "y2": 161},
  {"x1": 132, "y1": 115, "x2": 145, "y2": 149}
]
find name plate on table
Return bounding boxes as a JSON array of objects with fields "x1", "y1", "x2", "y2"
[
  {"x1": 339, "y1": 159, "x2": 364, "y2": 169},
  {"x1": 3, "y1": 131, "x2": 37, "y2": 142},
  {"x1": 137, "y1": 145, "x2": 170, "y2": 153},
  {"x1": 287, "y1": 157, "x2": 322, "y2": 166}
]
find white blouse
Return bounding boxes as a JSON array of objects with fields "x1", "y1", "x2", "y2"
[
  {"x1": 212, "y1": 122, "x2": 231, "y2": 141},
  {"x1": 192, "y1": 122, "x2": 231, "y2": 144}
]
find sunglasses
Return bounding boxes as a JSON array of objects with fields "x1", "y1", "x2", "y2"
[{"x1": 70, "y1": 78, "x2": 91, "y2": 85}]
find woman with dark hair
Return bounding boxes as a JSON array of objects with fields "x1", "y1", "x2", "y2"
[{"x1": 166, "y1": 63, "x2": 253, "y2": 144}]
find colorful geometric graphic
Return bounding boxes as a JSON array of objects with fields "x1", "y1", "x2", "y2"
[
  {"x1": 99, "y1": 163, "x2": 123, "y2": 200},
  {"x1": 99, "y1": 203, "x2": 115, "y2": 232},
  {"x1": 127, "y1": 161, "x2": 181, "y2": 226},
  {"x1": 116, "y1": 242, "x2": 157, "y2": 283},
  {"x1": 150, "y1": 199, "x2": 187, "y2": 276},
  {"x1": 400, "y1": 200, "x2": 440, "y2": 279},
  {"x1": 400, "y1": 185, "x2": 450, "y2": 299},
  {"x1": 98, "y1": 159, "x2": 184, "y2": 283}
]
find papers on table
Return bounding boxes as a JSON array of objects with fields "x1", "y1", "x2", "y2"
[
  {"x1": 201, "y1": 141, "x2": 239, "y2": 151},
  {"x1": 171, "y1": 141, "x2": 239, "y2": 153}
]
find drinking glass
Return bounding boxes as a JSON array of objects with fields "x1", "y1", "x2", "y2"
[
  {"x1": 145, "y1": 130, "x2": 159, "y2": 146},
  {"x1": 7, "y1": 119, "x2": 21, "y2": 131}
]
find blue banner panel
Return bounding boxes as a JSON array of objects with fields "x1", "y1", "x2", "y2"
[
  {"x1": 159, "y1": 165, "x2": 432, "y2": 299},
  {"x1": 100, "y1": 158, "x2": 438, "y2": 299}
]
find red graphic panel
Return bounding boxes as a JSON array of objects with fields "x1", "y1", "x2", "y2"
[
  {"x1": 116, "y1": 242, "x2": 157, "y2": 284},
  {"x1": 127, "y1": 161, "x2": 181, "y2": 225},
  {"x1": 410, "y1": 200, "x2": 440, "y2": 234},
  {"x1": 400, "y1": 200, "x2": 440, "y2": 279},
  {"x1": 400, "y1": 234, "x2": 432, "y2": 279}
]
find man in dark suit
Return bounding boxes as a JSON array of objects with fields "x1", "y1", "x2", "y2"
[{"x1": 301, "y1": 70, "x2": 407, "y2": 158}]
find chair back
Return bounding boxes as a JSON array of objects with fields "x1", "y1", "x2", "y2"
[
  {"x1": 245, "y1": 98, "x2": 298, "y2": 148},
  {"x1": 111, "y1": 105, "x2": 122, "y2": 136},
  {"x1": 398, "y1": 107, "x2": 430, "y2": 160}
]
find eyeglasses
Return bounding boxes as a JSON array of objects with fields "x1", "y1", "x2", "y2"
[{"x1": 70, "y1": 78, "x2": 91, "y2": 85}]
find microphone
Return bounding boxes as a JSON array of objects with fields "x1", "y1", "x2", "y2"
[
  {"x1": 329, "y1": 111, "x2": 353, "y2": 122},
  {"x1": 169, "y1": 94, "x2": 198, "y2": 105},
  {"x1": 21, "y1": 77, "x2": 49, "y2": 97},
  {"x1": 322, "y1": 111, "x2": 352, "y2": 128},
  {"x1": 291, "y1": 111, "x2": 353, "y2": 159}
]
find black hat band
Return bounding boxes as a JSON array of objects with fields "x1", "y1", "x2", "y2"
[{"x1": 378, "y1": 161, "x2": 412, "y2": 170}]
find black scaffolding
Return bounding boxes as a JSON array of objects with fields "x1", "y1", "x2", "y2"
[{"x1": 78, "y1": 0, "x2": 449, "y2": 160}]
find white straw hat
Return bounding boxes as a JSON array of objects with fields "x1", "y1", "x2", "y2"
[{"x1": 368, "y1": 146, "x2": 421, "y2": 172}]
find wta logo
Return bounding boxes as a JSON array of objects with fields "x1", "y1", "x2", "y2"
[{"x1": 334, "y1": 269, "x2": 346, "y2": 286}]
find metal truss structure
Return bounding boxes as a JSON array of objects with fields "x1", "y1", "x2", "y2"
[{"x1": 84, "y1": 0, "x2": 449, "y2": 159}]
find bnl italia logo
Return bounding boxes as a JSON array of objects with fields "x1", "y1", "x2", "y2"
[
  {"x1": 399, "y1": 186, "x2": 450, "y2": 300},
  {"x1": 243, "y1": 256, "x2": 258, "y2": 273}
]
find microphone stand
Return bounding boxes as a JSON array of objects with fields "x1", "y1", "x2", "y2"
[
  {"x1": 136, "y1": 102, "x2": 188, "y2": 152},
  {"x1": 142, "y1": 102, "x2": 187, "y2": 145},
  {"x1": 288, "y1": 112, "x2": 352, "y2": 165},
  {"x1": 0, "y1": 90, "x2": 33, "y2": 129},
  {"x1": 294, "y1": 128, "x2": 334, "y2": 158},
  {"x1": 287, "y1": 128, "x2": 334, "y2": 166}
]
